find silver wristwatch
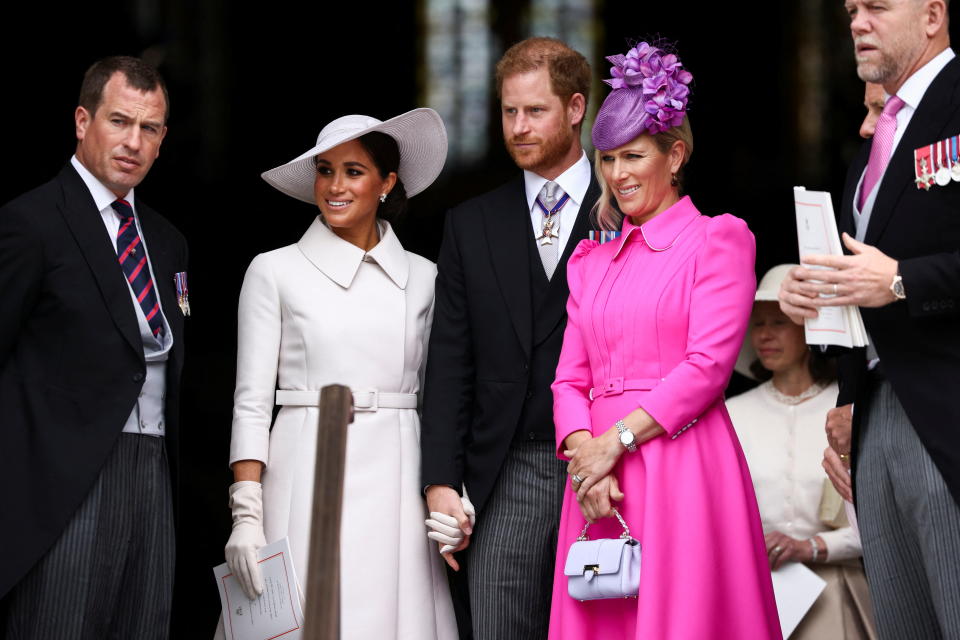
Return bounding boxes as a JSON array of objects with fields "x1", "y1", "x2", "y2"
[
  {"x1": 890, "y1": 269, "x2": 906, "y2": 300},
  {"x1": 615, "y1": 419, "x2": 637, "y2": 452}
]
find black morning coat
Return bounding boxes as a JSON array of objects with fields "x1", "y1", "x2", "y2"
[
  {"x1": 0, "y1": 163, "x2": 187, "y2": 597},
  {"x1": 839, "y1": 56, "x2": 960, "y2": 508},
  {"x1": 420, "y1": 171, "x2": 600, "y2": 512}
]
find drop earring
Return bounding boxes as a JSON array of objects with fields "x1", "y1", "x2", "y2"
[
  {"x1": 379, "y1": 193, "x2": 387, "y2": 203},
  {"x1": 670, "y1": 174, "x2": 678, "y2": 187}
]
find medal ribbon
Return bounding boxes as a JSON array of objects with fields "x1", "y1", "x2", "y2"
[{"x1": 535, "y1": 192, "x2": 570, "y2": 218}]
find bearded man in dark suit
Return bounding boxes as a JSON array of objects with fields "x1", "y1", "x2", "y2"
[
  {"x1": 0, "y1": 56, "x2": 187, "y2": 639},
  {"x1": 780, "y1": 1, "x2": 960, "y2": 636},
  {"x1": 420, "y1": 37, "x2": 599, "y2": 639}
]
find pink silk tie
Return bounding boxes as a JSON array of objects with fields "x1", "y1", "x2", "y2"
[{"x1": 859, "y1": 95, "x2": 906, "y2": 211}]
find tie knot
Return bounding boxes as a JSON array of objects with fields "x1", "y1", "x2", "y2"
[
  {"x1": 883, "y1": 95, "x2": 905, "y2": 118},
  {"x1": 111, "y1": 198, "x2": 134, "y2": 219},
  {"x1": 539, "y1": 181, "x2": 562, "y2": 207}
]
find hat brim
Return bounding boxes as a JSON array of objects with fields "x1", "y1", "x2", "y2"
[
  {"x1": 733, "y1": 264, "x2": 800, "y2": 379},
  {"x1": 261, "y1": 108, "x2": 448, "y2": 205}
]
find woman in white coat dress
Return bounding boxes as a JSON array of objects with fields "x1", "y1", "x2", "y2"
[
  {"x1": 727, "y1": 265, "x2": 876, "y2": 640},
  {"x1": 220, "y1": 109, "x2": 458, "y2": 639}
]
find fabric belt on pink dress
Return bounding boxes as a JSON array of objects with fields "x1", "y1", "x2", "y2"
[{"x1": 588, "y1": 377, "x2": 662, "y2": 401}]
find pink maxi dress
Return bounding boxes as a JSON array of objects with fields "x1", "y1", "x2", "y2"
[{"x1": 549, "y1": 196, "x2": 781, "y2": 639}]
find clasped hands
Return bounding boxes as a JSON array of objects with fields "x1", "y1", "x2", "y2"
[
  {"x1": 424, "y1": 485, "x2": 475, "y2": 571},
  {"x1": 822, "y1": 404, "x2": 854, "y2": 502},
  {"x1": 778, "y1": 233, "x2": 899, "y2": 323}
]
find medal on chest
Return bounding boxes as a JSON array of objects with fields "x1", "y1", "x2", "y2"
[
  {"x1": 535, "y1": 192, "x2": 570, "y2": 246},
  {"x1": 914, "y1": 144, "x2": 934, "y2": 190}
]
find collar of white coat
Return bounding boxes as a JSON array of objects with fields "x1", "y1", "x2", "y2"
[{"x1": 297, "y1": 216, "x2": 409, "y2": 290}]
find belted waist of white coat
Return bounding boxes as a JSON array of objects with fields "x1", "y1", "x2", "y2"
[
  {"x1": 275, "y1": 389, "x2": 418, "y2": 411},
  {"x1": 589, "y1": 377, "x2": 663, "y2": 401}
]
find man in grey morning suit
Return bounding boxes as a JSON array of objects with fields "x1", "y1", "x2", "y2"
[
  {"x1": 421, "y1": 37, "x2": 599, "y2": 638},
  {"x1": 0, "y1": 57, "x2": 188, "y2": 638},
  {"x1": 780, "y1": 1, "x2": 960, "y2": 637}
]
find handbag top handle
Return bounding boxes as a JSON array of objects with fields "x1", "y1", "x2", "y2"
[{"x1": 576, "y1": 508, "x2": 632, "y2": 541}]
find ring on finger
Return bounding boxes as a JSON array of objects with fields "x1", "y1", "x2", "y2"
[
  {"x1": 571, "y1": 473, "x2": 585, "y2": 485},
  {"x1": 771, "y1": 545, "x2": 783, "y2": 555},
  {"x1": 832, "y1": 283, "x2": 838, "y2": 295},
  {"x1": 839, "y1": 453, "x2": 850, "y2": 462}
]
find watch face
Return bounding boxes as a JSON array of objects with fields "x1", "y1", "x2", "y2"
[
  {"x1": 892, "y1": 277, "x2": 905, "y2": 299},
  {"x1": 619, "y1": 430, "x2": 634, "y2": 445}
]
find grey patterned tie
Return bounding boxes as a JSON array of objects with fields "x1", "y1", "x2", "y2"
[{"x1": 537, "y1": 181, "x2": 563, "y2": 280}]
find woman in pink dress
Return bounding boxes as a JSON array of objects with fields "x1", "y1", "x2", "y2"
[{"x1": 549, "y1": 42, "x2": 782, "y2": 639}]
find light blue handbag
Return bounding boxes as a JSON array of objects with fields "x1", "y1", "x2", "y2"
[{"x1": 564, "y1": 508, "x2": 641, "y2": 601}]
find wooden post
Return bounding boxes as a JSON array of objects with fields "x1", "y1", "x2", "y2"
[{"x1": 303, "y1": 384, "x2": 353, "y2": 640}]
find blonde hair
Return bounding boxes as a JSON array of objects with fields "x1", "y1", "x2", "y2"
[{"x1": 592, "y1": 117, "x2": 694, "y2": 231}]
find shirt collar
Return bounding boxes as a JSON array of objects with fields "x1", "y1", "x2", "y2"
[
  {"x1": 523, "y1": 151, "x2": 592, "y2": 211},
  {"x1": 614, "y1": 195, "x2": 701, "y2": 258},
  {"x1": 70, "y1": 155, "x2": 135, "y2": 215},
  {"x1": 892, "y1": 47, "x2": 955, "y2": 110},
  {"x1": 297, "y1": 217, "x2": 409, "y2": 289}
]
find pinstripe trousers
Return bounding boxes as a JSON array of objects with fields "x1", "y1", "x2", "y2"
[
  {"x1": 856, "y1": 381, "x2": 960, "y2": 640},
  {"x1": 1, "y1": 434, "x2": 175, "y2": 640},
  {"x1": 468, "y1": 441, "x2": 567, "y2": 640}
]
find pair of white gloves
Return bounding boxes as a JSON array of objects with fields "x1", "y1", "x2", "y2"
[
  {"x1": 225, "y1": 481, "x2": 478, "y2": 601},
  {"x1": 424, "y1": 488, "x2": 476, "y2": 555}
]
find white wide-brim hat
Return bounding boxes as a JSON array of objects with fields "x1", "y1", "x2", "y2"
[
  {"x1": 734, "y1": 264, "x2": 799, "y2": 379},
  {"x1": 261, "y1": 108, "x2": 448, "y2": 204}
]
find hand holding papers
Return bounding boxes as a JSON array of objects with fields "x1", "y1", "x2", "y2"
[
  {"x1": 792, "y1": 187, "x2": 869, "y2": 348},
  {"x1": 214, "y1": 537, "x2": 304, "y2": 640}
]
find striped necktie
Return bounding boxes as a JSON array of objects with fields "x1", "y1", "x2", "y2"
[
  {"x1": 859, "y1": 95, "x2": 905, "y2": 211},
  {"x1": 112, "y1": 199, "x2": 164, "y2": 339}
]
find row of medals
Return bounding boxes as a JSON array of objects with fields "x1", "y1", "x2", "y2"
[{"x1": 916, "y1": 139, "x2": 960, "y2": 190}]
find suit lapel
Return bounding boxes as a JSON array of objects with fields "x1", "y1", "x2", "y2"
[
  {"x1": 865, "y1": 57, "x2": 960, "y2": 245},
  {"x1": 840, "y1": 143, "x2": 869, "y2": 239},
  {"x1": 483, "y1": 176, "x2": 532, "y2": 357},
  {"x1": 56, "y1": 164, "x2": 143, "y2": 359},
  {"x1": 532, "y1": 176, "x2": 600, "y2": 346},
  {"x1": 138, "y1": 204, "x2": 184, "y2": 365}
]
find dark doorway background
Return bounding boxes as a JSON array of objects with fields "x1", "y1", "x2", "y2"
[{"x1": 2, "y1": 2, "x2": 955, "y2": 636}]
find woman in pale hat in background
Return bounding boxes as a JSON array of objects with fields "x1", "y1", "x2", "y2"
[
  {"x1": 727, "y1": 265, "x2": 877, "y2": 639},
  {"x1": 219, "y1": 108, "x2": 458, "y2": 639},
  {"x1": 550, "y1": 40, "x2": 780, "y2": 638}
]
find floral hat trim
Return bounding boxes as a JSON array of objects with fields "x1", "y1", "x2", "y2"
[{"x1": 602, "y1": 41, "x2": 693, "y2": 136}]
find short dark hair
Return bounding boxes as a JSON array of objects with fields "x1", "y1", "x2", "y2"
[
  {"x1": 356, "y1": 132, "x2": 408, "y2": 222},
  {"x1": 495, "y1": 37, "x2": 591, "y2": 113},
  {"x1": 78, "y1": 56, "x2": 170, "y2": 122}
]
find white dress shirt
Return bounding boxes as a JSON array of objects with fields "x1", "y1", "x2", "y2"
[
  {"x1": 523, "y1": 151, "x2": 592, "y2": 256},
  {"x1": 727, "y1": 381, "x2": 862, "y2": 561},
  {"x1": 70, "y1": 155, "x2": 172, "y2": 437}
]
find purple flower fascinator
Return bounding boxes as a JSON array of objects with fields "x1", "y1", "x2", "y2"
[{"x1": 592, "y1": 41, "x2": 693, "y2": 151}]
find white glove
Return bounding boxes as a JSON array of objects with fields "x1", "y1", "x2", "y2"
[
  {"x1": 224, "y1": 481, "x2": 267, "y2": 600},
  {"x1": 425, "y1": 488, "x2": 477, "y2": 555}
]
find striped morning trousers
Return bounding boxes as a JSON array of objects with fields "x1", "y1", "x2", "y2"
[
  {"x1": 468, "y1": 440, "x2": 567, "y2": 640},
  {"x1": 2, "y1": 434, "x2": 175, "y2": 640},
  {"x1": 856, "y1": 380, "x2": 960, "y2": 640}
]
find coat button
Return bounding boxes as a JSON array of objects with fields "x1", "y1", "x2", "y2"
[
  {"x1": 526, "y1": 390, "x2": 533, "y2": 399},
  {"x1": 132, "y1": 372, "x2": 144, "y2": 382}
]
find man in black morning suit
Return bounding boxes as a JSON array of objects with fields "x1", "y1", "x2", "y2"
[
  {"x1": 780, "y1": 1, "x2": 960, "y2": 636},
  {"x1": 0, "y1": 57, "x2": 187, "y2": 638},
  {"x1": 420, "y1": 38, "x2": 598, "y2": 639}
]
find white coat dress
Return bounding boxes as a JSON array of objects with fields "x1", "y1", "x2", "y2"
[{"x1": 228, "y1": 217, "x2": 458, "y2": 639}]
